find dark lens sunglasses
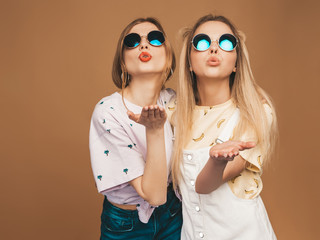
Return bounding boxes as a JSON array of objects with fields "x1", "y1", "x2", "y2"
[
  {"x1": 124, "y1": 30, "x2": 165, "y2": 48},
  {"x1": 192, "y1": 33, "x2": 238, "y2": 52}
]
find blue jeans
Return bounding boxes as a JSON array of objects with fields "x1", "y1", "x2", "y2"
[{"x1": 100, "y1": 184, "x2": 182, "y2": 240}]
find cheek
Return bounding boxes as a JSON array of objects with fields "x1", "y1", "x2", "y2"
[
  {"x1": 190, "y1": 51, "x2": 205, "y2": 73},
  {"x1": 123, "y1": 51, "x2": 134, "y2": 64},
  {"x1": 228, "y1": 52, "x2": 237, "y2": 67},
  {"x1": 123, "y1": 51, "x2": 137, "y2": 71},
  {"x1": 154, "y1": 47, "x2": 167, "y2": 68},
  {"x1": 221, "y1": 52, "x2": 237, "y2": 73},
  {"x1": 190, "y1": 52, "x2": 198, "y2": 69}
]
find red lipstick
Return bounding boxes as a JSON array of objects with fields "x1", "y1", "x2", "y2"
[
  {"x1": 207, "y1": 56, "x2": 220, "y2": 66},
  {"x1": 139, "y1": 52, "x2": 152, "y2": 62}
]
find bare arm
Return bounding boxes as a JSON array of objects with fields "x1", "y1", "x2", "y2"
[
  {"x1": 195, "y1": 141, "x2": 255, "y2": 194},
  {"x1": 127, "y1": 105, "x2": 168, "y2": 206}
]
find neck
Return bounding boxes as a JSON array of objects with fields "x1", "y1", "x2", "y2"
[
  {"x1": 197, "y1": 77, "x2": 231, "y2": 106},
  {"x1": 122, "y1": 73, "x2": 164, "y2": 107}
]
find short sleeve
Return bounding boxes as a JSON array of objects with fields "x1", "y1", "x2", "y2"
[
  {"x1": 89, "y1": 102, "x2": 145, "y2": 193},
  {"x1": 239, "y1": 104, "x2": 273, "y2": 173},
  {"x1": 164, "y1": 90, "x2": 177, "y2": 127},
  {"x1": 159, "y1": 88, "x2": 176, "y2": 106}
]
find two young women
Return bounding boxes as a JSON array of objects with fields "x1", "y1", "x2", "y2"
[{"x1": 90, "y1": 14, "x2": 278, "y2": 240}]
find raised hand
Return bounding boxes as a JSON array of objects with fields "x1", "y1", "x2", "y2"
[
  {"x1": 127, "y1": 105, "x2": 167, "y2": 130},
  {"x1": 209, "y1": 141, "x2": 256, "y2": 162},
  {"x1": 127, "y1": 105, "x2": 168, "y2": 205}
]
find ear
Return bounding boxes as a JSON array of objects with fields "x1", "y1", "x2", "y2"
[{"x1": 232, "y1": 67, "x2": 236, "y2": 72}]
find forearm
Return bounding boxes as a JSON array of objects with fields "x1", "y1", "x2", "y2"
[
  {"x1": 195, "y1": 158, "x2": 227, "y2": 194},
  {"x1": 127, "y1": 105, "x2": 169, "y2": 206},
  {"x1": 134, "y1": 127, "x2": 167, "y2": 205},
  {"x1": 195, "y1": 156, "x2": 246, "y2": 194}
]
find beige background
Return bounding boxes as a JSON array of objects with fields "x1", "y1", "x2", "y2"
[{"x1": 1, "y1": 0, "x2": 320, "y2": 239}]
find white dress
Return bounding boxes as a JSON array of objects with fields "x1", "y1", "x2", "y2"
[
  {"x1": 180, "y1": 147, "x2": 277, "y2": 240},
  {"x1": 179, "y1": 108, "x2": 277, "y2": 240}
]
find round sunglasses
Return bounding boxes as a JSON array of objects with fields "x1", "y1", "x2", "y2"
[
  {"x1": 123, "y1": 30, "x2": 165, "y2": 48},
  {"x1": 192, "y1": 33, "x2": 238, "y2": 52}
]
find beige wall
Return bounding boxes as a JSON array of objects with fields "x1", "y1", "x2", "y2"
[{"x1": 1, "y1": 0, "x2": 319, "y2": 239}]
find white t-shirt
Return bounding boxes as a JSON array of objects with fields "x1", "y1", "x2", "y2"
[{"x1": 89, "y1": 88, "x2": 175, "y2": 223}]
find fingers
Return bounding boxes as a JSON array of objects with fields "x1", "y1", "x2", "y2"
[
  {"x1": 211, "y1": 149, "x2": 238, "y2": 160},
  {"x1": 210, "y1": 151, "x2": 235, "y2": 161},
  {"x1": 209, "y1": 140, "x2": 252, "y2": 161},
  {"x1": 148, "y1": 106, "x2": 155, "y2": 120},
  {"x1": 238, "y1": 141, "x2": 256, "y2": 150},
  {"x1": 141, "y1": 105, "x2": 166, "y2": 119},
  {"x1": 141, "y1": 106, "x2": 149, "y2": 119},
  {"x1": 228, "y1": 149, "x2": 239, "y2": 158},
  {"x1": 129, "y1": 105, "x2": 167, "y2": 128},
  {"x1": 127, "y1": 110, "x2": 140, "y2": 122},
  {"x1": 159, "y1": 107, "x2": 166, "y2": 119},
  {"x1": 154, "y1": 106, "x2": 160, "y2": 118}
]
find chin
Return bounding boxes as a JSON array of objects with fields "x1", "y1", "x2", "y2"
[{"x1": 140, "y1": 66, "x2": 165, "y2": 74}]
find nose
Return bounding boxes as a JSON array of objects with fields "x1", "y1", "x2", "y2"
[
  {"x1": 209, "y1": 41, "x2": 218, "y2": 54},
  {"x1": 139, "y1": 36, "x2": 149, "y2": 50}
]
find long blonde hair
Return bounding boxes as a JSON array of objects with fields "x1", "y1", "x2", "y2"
[{"x1": 171, "y1": 14, "x2": 278, "y2": 188}]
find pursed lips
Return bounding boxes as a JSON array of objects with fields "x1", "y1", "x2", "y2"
[
  {"x1": 207, "y1": 56, "x2": 220, "y2": 66},
  {"x1": 139, "y1": 52, "x2": 152, "y2": 62}
]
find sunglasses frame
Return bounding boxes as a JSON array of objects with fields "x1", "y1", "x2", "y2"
[
  {"x1": 191, "y1": 33, "x2": 238, "y2": 52},
  {"x1": 123, "y1": 30, "x2": 165, "y2": 49}
]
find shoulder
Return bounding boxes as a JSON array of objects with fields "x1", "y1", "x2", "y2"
[
  {"x1": 91, "y1": 92, "x2": 125, "y2": 123},
  {"x1": 162, "y1": 89, "x2": 177, "y2": 125}
]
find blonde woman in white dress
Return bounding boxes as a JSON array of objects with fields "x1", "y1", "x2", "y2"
[{"x1": 169, "y1": 14, "x2": 278, "y2": 240}]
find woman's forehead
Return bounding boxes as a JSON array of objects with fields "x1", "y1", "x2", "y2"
[
  {"x1": 194, "y1": 21, "x2": 233, "y2": 38},
  {"x1": 129, "y1": 22, "x2": 159, "y2": 34}
]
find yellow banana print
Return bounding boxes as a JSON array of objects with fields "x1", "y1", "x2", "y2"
[
  {"x1": 253, "y1": 178, "x2": 259, "y2": 188},
  {"x1": 193, "y1": 133, "x2": 205, "y2": 142},
  {"x1": 257, "y1": 155, "x2": 262, "y2": 167},
  {"x1": 204, "y1": 109, "x2": 208, "y2": 115},
  {"x1": 217, "y1": 119, "x2": 225, "y2": 128},
  {"x1": 245, "y1": 189, "x2": 254, "y2": 194},
  {"x1": 246, "y1": 163, "x2": 259, "y2": 172},
  {"x1": 168, "y1": 106, "x2": 175, "y2": 111},
  {"x1": 210, "y1": 138, "x2": 219, "y2": 146},
  {"x1": 231, "y1": 174, "x2": 242, "y2": 184}
]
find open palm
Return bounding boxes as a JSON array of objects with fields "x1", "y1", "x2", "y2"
[
  {"x1": 127, "y1": 105, "x2": 167, "y2": 130},
  {"x1": 209, "y1": 140, "x2": 256, "y2": 161}
]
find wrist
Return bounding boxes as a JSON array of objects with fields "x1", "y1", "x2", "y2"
[
  {"x1": 210, "y1": 157, "x2": 228, "y2": 167},
  {"x1": 146, "y1": 125, "x2": 164, "y2": 133},
  {"x1": 146, "y1": 127, "x2": 164, "y2": 138}
]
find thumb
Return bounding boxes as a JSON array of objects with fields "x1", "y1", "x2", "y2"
[
  {"x1": 127, "y1": 111, "x2": 139, "y2": 122},
  {"x1": 240, "y1": 141, "x2": 256, "y2": 150}
]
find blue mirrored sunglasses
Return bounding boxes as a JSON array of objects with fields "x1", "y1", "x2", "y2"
[
  {"x1": 192, "y1": 33, "x2": 238, "y2": 52},
  {"x1": 124, "y1": 30, "x2": 165, "y2": 48}
]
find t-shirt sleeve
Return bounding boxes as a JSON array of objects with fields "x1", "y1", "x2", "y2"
[
  {"x1": 89, "y1": 102, "x2": 145, "y2": 193},
  {"x1": 239, "y1": 104, "x2": 273, "y2": 173},
  {"x1": 162, "y1": 88, "x2": 177, "y2": 126}
]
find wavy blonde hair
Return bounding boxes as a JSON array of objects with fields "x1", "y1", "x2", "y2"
[{"x1": 171, "y1": 14, "x2": 278, "y2": 188}]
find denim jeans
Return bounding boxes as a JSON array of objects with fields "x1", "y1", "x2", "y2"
[{"x1": 100, "y1": 184, "x2": 182, "y2": 240}]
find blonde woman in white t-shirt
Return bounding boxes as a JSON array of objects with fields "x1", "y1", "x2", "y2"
[{"x1": 169, "y1": 14, "x2": 278, "y2": 240}]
